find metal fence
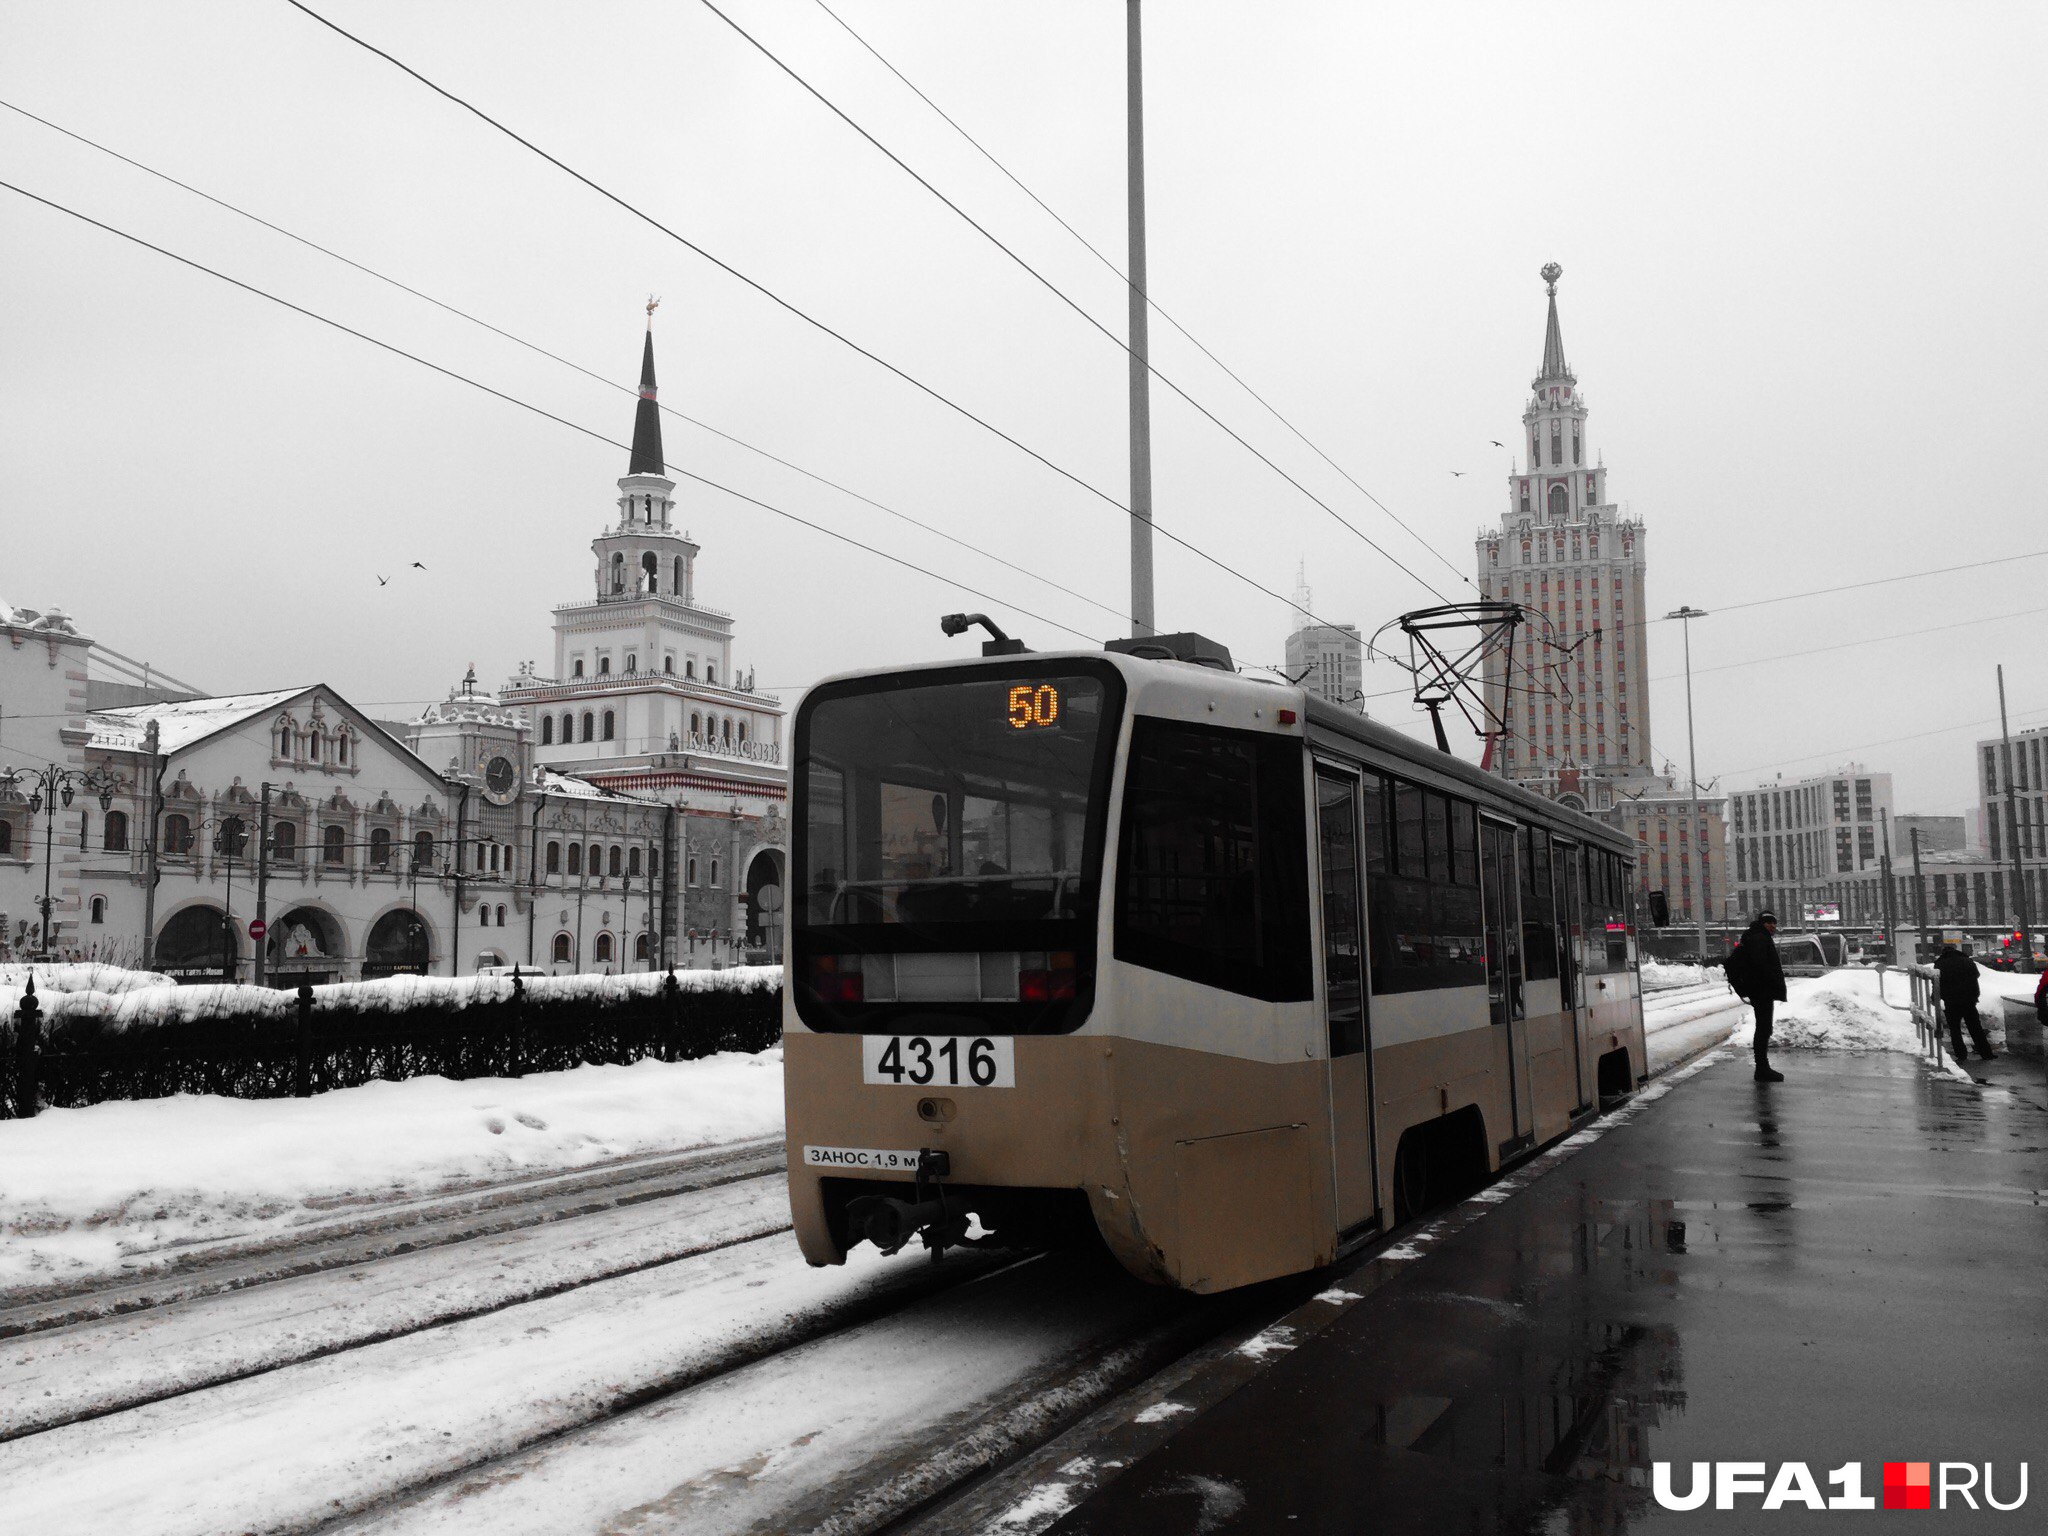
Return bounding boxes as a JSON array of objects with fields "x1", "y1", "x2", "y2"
[{"x1": 1, "y1": 969, "x2": 781, "y2": 1118}]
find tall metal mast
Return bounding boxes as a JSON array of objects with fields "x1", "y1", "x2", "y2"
[{"x1": 1126, "y1": 0, "x2": 1155, "y2": 637}]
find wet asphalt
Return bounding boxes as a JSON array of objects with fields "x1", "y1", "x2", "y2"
[{"x1": 1046, "y1": 1050, "x2": 2048, "y2": 1534}]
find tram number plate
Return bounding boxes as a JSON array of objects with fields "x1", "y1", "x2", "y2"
[{"x1": 862, "y1": 1033, "x2": 1014, "y2": 1088}]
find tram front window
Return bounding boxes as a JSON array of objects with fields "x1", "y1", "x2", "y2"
[{"x1": 795, "y1": 666, "x2": 1121, "y2": 1032}]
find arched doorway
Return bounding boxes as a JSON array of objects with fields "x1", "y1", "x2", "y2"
[
  {"x1": 157, "y1": 905, "x2": 238, "y2": 982},
  {"x1": 267, "y1": 905, "x2": 346, "y2": 986},
  {"x1": 744, "y1": 849, "x2": 785, "y2": 960},
  {"x1": 364, "y1": 909, "x2": 431, "y2": 978}
]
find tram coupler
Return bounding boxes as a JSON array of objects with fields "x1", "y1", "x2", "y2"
[{"x1": 846, "y1": 1149, "x2": 967, "y2": 1260}]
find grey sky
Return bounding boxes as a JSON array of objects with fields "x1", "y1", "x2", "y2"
[{"x1": 4, "y1": 1, "x2": 2042, "y2": 816}]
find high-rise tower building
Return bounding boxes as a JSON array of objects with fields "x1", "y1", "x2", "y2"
[
  {"x1": 1476, "y1": 265, "x2": 1653, "y2": 805},
  {"x1": 1283, "y1": 566, "x2": 1363, "y2": 711},
  {"x1": 1475, "y1": 267, "x2": 1729, "y2": 932}
]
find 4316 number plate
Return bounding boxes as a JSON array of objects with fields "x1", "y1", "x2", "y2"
[{"x1": 862, "y1": 1033, "x2": 1014, "y2": 1088}]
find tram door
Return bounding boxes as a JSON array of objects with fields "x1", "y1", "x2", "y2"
[
  {"x1": 1554, "y1": 840, "x2": 1591, "y2": 1113},
  {"x1": 1315, "y1": 766, "x2": 1379, "y2": 1233},
  {"x1": 1481, "y1": 819, "x2": 1536, "y2": 1152}
]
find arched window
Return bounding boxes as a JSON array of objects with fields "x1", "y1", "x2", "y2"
[
  {"x1": 1550, "y1": 428, "x2": 1562, "y2": 466},
  {"x1": 709, "y1": 857, "x2": 720, "y2": 887},
  {"x1": 581, "y1": 711, "x2": 595, "y2": 742},
  {"x1": 567, "y1": 842, "x2": 582, "y2": 876},
  {"x1": 722, "y1": 718, "x2": 733, "y2": 745},
  {"x1": 686, "y1": 658, "x2": 696, "y2": 679},
  {"x1": 587, "y1": 842, "x2": 602, "y2": 875},
  {"x1": 413, "y1": 830, "x2": 434, "y2": 869},
  {"x1": 625, "y1": 654, "x2": 637, "y2": 674},
  {"x1": 642, "y1": 552, "x2": 659, "y2": 592},
  {"x1": 598, "y1": 656, "x2": 611, "y2": 676},
  {"x1": 89, "y1": 895, "x2": 106, "y2": 924},
  {"x1": 663, "y1": 655, "x2": 674, "y2": 675},
  {"x1": 540, "y1": 716, "x2": 554, "y2": 746},
  {"x1": 561, "y1": 712, "x2": 574, "y2": 742},
  {"x1": 1548, "y1": 483, "x2": 1568, "y2": 518},
  {"x1": 610, "y1": 552, "x2": 626, "y2": 593},
  {"x1": 737, "y1": 722, "x2": 747, "y2": 745},
  {"x1": 546, "y1": 840, "x2": 561, "y2": 874},
  {"x1": 594, "y1": 932, "x2": 614, "y2": 963},
  {"x1": 1572, "y1": 428, "x2": 1582, "y2": 465},
  {"x1": 602, "y1": 711, "x2": 616, "y2": 741},
  {"x1": 552, "y1": 932, "x2": 572, "y2": 963},
  {"x1": 629, "y1": 846, "x2": 643, "y2": 878},
  {"x1": 104, "y1": 810, "x2": 129, "y2": 851},
  {"x1": 635, "y1": 933, "x2": 650, "y2": 962},
  {"x1": 572, "y1": 659, "x2": 585, "y2": 678},
  {"x1": 608, "y1": 845, "x2": 623, "y2": 878},
  {"x1": 690, "y1": 712, "x2": 702, "y2": 736},
  {"x1": 674, "y1": 556, "x2": 684, "y2": 595},
  {"x1": 706, "y1": 663, "x2": 716, "y2": 685},
  {"x1": 275, "y1": 719, "x2": 294, "y2": 758},
  {"x1": 323, "y1": 825, "x2": 346, "y2": 865},
  {"x1": 0, "y1": 820, "x2": 11, "y2": 856},
  {"x1": 336, "y1": 732, "x2": 351, "y2": 767},
  {"x1": 272, "y1": 821, "x2": 299, "y2": 861},
  {"x1": 165, "y1": 813, "x2": 194, "y2": 855},
  {"x1": 369, "y1": 826, "x2": 392, "y2": 868},
  {"x1": 495, "y1": 904, "x2": 507, "y2": 925}
]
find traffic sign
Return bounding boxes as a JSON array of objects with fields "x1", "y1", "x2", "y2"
[{"x1": 249, "y1": 917, "x2": 268, "y2": 940}]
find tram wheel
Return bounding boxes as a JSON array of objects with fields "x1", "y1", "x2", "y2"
[{"x1": 1393, "y1": 1135, "x2": 1431, "y2": 1224}]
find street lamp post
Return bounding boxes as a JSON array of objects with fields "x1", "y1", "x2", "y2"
[
  {"x1": 1665, "y1": 606, "x2": 1710, "y2": 959},
  {"x1": 0, "y1": 762, "x2": 119, "y2": 957}
]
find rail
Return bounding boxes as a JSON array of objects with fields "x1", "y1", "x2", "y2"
[{"x1": 1904, "y1": 965, "x2": 1948, "y2": 1066}]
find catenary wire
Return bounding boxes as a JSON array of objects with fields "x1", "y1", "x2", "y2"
[
  {"x1": 1647, "y1": 550, "x2": 2048, "y2": 621},
  {"x1": 693, "y1": 0, "x2": 1457, "y2": 604},
  {"x1": 806, "y1": 0, "x2": 1477, "y2": 594},
  {"x1": 0, "y1": 179, "x2": 1106, "y2": 648},
  {"x1": 278, "y1": 0, "x2": 1361, "y2": 639},
  {"x1": 0, "y1": 96, "x2": 1136, "y2": 631}
]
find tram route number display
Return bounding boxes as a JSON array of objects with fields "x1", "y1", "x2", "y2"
[{"x1": 861, "y1": 1033, "x2": 1015, "y2": 1087}]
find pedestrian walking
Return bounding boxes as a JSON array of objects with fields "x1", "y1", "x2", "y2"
[
  {"x1": 1933, "y1": 941, "x2": 1996, "y2": 1063},
  {"x1": 1726, "y1": 910, "x2": 1787, "y2": 1082}
]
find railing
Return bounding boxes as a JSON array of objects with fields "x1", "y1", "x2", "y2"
[{"x1": 1905, "y1": 965, "x2": 1947, "y2": 1065}]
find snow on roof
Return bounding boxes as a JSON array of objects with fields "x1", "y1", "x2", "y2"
[
  {"x1": 90, "y1": 688, "x2": 311, "y2": 754},
  {"x1": 536, "y1": 767, "x2": 665, "y2": 806},
  {"x1": 0, "y1": 601, "x2": 84, "y2": 636}
]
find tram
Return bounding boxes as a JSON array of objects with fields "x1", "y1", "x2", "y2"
[{"x1": 783, "y1": 630, "x2": 1647, "y2": 1293}]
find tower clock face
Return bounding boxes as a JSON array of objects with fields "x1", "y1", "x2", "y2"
[{"x1": 482, "y1": 754, "x2": 519, "y2": 805}]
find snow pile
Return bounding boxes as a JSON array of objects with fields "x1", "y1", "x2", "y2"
[
  {"x1": 1642, "y1": 960, "x2": 1711, "y2": 990},
  {"x1": 1765, "y1": 970, "x2": 1922, "y2": 1055},
  {"x1": 0, "y1": 1048, "x2": 785, "y2": 1293},
  {"x1": 0, "y1": 963, "x2": 780, "y2": 1031},
  {"x1": 0, "y1": 961, "x2": 177, "y2": 996}
]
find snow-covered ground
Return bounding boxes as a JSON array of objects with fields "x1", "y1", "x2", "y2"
[
  {"x1": 0, "y1": 1050, "x2": 784, "y2": 1294},
  {"x1": 1641, "y1": 959, "x2": 1712, "y2": 990}
]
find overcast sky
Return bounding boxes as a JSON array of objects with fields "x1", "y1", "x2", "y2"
[{"x1": 4, "y1": 1, "x2": 2043, "y2": 816}]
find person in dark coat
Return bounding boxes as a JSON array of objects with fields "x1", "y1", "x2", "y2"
[
  {"x1": 1728, "y1": 911, "x2": 1789, "y2": 1082},
  {"x1": 1933, "y1": 942, "x2": 1995, "y2": 1062}
]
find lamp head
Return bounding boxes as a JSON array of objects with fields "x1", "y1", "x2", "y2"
[{"x1": 60, "y1": 783, "x2": 75, "y2": 808}]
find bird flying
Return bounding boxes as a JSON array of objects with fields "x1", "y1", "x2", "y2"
[
  {"x1": 376, "y1": 575, "x2": 389, "y2": 587},
  {"x1": 411, "y1": 561, "x2": 428, "y2": 570},
  {"x1": 1449, "y1": 470, "x2": 1466, "y2": 477},
  {"x1": 1491, "y1": 439, "x2": 1505, "y2": 448}
]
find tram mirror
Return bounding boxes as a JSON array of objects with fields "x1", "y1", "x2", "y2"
[
  {"x1": 1648, "y1": 890, "x2": 1671, "y2": 928},
  {"x1": 931, "y1": 794, "x2": 949, "y2": 835}
]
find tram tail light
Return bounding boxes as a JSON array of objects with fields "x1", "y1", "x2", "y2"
[
  {"x1": 1019, "y1": 950, "x2": 1078, "y2": 1003},
  {"x1": 809, "y1": 953, "x2": 865, "y2": 1004}
]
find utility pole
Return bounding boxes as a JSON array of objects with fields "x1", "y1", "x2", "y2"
[
  {"x1": 1911, "y1": 827, "x2": 1928, "y2": 964},
  {"x1": 1125, "y1": 0, "x2": 1155, "y2": 638},
  {"x1": 1666, "y1": 605, "x2": 1710, "y2": 958},
  {"x1": 139, "y1": 721, "x2": 164, "y2": 971},
  {"x1": 1879, "y1": 807, "x2": 1899, "y2": 961},
  {"x1": 1997, "y1": 664, "x2": 2034, "y2": 970},
  {"x1": 253, "y1": 781, "x2": 272, "y2": 988}
]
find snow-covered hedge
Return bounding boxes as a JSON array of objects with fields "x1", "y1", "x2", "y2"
[{"x1": 0, "y1": 965, "x2": 781, "y2": 1116}]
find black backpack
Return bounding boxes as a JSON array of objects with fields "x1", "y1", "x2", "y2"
[{"x1": 1724, "y1": 942, "x2": 1751, "y2": 998}]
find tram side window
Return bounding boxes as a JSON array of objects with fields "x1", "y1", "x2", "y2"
[
  {"x1": 1114, "y1": 718, "x2": 1311, "y2": 1002},
  {"x1": 1581, "y1": 849, "x2": 1630, "y2": 972},
  {"x1": 1367, "y1": 779, "x2": 1485, "y2": 994},
  {"x1": 1520, "y1": 826, "x2": 1559, "y2": 981}
]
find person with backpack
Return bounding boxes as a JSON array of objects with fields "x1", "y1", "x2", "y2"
[
  {"x1": 1726, "y1": 910, "x2": 1788, "y2": 1082},
  {"x1": 1933, "y1": 941, "x2": 1995, "y2": 1063}
]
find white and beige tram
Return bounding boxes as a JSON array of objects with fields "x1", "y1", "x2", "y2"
[{"x1": 784, "y1": 634, "x2": 1647, "y2": 1293}]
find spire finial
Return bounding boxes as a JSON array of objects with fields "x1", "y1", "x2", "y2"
[
  {"x1": 1540, "y1": 261, "x2": 1562, "y2": 297},
  {"x1": 1535, "y1": 263, "x2": 1572, "y2": 385},
  {"x1": 646, "y1": 294, "x2": 660, "y2": 329}
]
